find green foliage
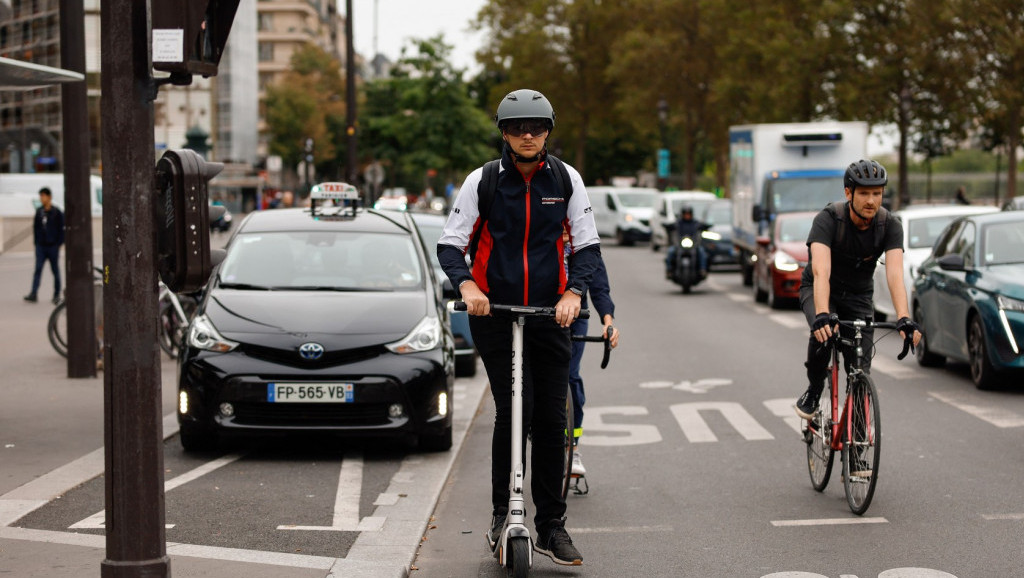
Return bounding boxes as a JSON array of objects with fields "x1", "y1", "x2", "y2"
[{"x1": 361, "y1": 36, "x2": 495, "y2": 193}]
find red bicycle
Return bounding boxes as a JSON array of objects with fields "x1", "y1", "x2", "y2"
[{"x1": 803, "y1": 315, "x2": 912, "y2": 515}]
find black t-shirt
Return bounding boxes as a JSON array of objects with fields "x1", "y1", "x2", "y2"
[{"x1": 800, "y1": 202, "x2": 903, "y2": 294}]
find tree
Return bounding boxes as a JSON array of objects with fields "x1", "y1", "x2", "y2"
[
  {"x1": 264, "y1": 44, "x2": 348, "y2": 186},
  {"x1": 361, "y1": 36, "x2": 494, "y2": 194}
]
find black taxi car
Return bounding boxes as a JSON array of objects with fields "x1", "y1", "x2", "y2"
[{"x1": 176, "y1": 184, "x2": 455, "y2": 451}]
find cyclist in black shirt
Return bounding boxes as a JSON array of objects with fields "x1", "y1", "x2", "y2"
[{"x1": 795, "y1": 160, "x2": 922, "y2": 419}]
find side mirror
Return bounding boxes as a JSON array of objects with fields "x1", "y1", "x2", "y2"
[
  {"x1": 937, "y1": 253, "x2": 966, "y2": 272},
  {"x1": 752, "y1": 204, "x2": 765, "y2": 222}
]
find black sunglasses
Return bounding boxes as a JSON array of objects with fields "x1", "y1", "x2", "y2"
[{"x1": 503, "y1": 119, "x2": 550, "y2": 137}]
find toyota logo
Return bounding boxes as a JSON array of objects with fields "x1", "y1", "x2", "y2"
[{"x1": 298, "y1": 342, "x2": 325, "y2": 360}]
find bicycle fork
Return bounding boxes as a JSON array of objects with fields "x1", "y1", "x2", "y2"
[{"x1": 496, "y1": 315, "x2": 532, "y2": 569}]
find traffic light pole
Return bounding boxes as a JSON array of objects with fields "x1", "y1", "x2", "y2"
[
  {"x1": 59, "y1": 0, "x2": 96, "y2": 379},
  {"x1": 100, "y1": 1, "x2": 170, "y2": 576}
]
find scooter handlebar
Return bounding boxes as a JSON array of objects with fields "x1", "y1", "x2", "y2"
[{"x1": 448, "y1": 301, "x2": 590, "y2": 320}]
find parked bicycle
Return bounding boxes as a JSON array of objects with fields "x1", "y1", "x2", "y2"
[
  {"x1": 48, "y1": 268, "x2": 198, "y2": 360},
  {"x1": 803, "y1": 315, "x2": 913, "y2": 515}
]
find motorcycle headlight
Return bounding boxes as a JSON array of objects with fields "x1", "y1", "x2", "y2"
[
  {"x1": 386, "y1": 316, "x2": 441, "y2": 354},
  {"x1": 773, "y1": 251, "x2": 800, "y2": 272},
  {"x1": 187, "y1": 314, "x2": 239, "y2": 353},
  {"x1": 997, "y1": 294, "x2": 1024, "y2": 313},
  {"x1": 701, "y1": 231, "x2": 722, "y2": 241},
  {"x1": 680, "y1": 237, "x2": 694, "y2": 249}
]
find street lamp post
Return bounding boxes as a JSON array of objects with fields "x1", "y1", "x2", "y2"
[{"x1": 657, "y1": 99, "x2": 669, "y2": 190}]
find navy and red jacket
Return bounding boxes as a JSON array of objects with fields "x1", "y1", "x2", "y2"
[{"x1": 437, "y1": 147, "x2": 602, "y2": 308}]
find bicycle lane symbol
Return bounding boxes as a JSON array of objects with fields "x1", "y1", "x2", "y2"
[{"x1": 761, "y1": 569, "x2": 957, "y2": 578}]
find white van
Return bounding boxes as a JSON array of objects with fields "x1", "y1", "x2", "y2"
[
  {"x1": 650, "y1": 190, "x2": 718, "y2": 251},
  {"x1": 0, "y1": 173, "x2": 103, "y2": 218},
  {"x1": 586, "y1": 186, "x2": 657, "y2": 246}
]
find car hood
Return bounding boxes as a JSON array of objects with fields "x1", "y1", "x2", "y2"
[
  {"x1": 778, "y1": 241, "x2": 808, "y2": 261},
  {"x1": 978, "y1": 265, "x2": 1024, "y2": 301},
  {"x1": 206, "y1": 290, "x2": 428, "y2": 348}
]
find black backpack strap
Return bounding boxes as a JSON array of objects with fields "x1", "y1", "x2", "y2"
[
  {"x1": 546, "y1": 154, "x2": 574, "y2": 203},
  {"x1": 826, "y1": 201, "x2": 847, "y2": 248},
  {"x1": 470, "y1": 159, "x2": 501, "y2": 258}
]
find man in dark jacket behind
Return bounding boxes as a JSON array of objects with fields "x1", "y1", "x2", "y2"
[{"x1": 25, "y1": 187, "x2": 65, "y2": 304}]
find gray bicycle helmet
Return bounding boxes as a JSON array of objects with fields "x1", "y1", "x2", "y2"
[
  {"x1": 494, "y1": 89, "x2": 555, "y2": 130},
  {"x1": 844, "y1": 159, "x2": 888, "y2": 190}
]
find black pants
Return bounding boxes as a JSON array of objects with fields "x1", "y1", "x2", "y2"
[
  {"x1": 469, "y1": 314, "x2": 571, "y2": 533},
  {"x1": 799, "y1": 285, "x2": 874, "y2": 396},
  {"x1": 31, "y1": 244, "x2": 61, "y2": 298}
]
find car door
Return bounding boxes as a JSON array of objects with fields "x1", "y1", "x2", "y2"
[
  {"x1": 941, "y1": 220, "x2": 977, "y2": 360},
  {"x1": 916, "y1": 220, "x2": 963, "y2": 355}
]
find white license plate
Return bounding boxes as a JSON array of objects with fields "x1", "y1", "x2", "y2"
[{"x1": 268, "y1": 383, "x2": 354, "y2": 403}]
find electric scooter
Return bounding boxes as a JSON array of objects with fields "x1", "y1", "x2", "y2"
[{"x1": 450, "y1": 301, "x2": 589, "y2": 577}]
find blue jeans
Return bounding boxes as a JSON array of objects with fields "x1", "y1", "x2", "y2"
[
  {"x1": 568, "y1": 317, "x2": 587, "y2": 444},
  {"x1": 31, "y1": 244, "x2": 61, "y2": 298}
]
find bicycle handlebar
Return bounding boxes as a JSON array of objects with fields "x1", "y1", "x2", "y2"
[
  {"x1": 823, "y1": 314, "x2": 914, "y2": 360},
  {"x1": 449, "y1": 301, "x2": 590, "y2": 320}
]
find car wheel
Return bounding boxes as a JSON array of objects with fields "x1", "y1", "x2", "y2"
[
  {"x1": 752, "y1": 270, "x2": 767, "y2": 303},
  {"x1": 968, "y1": 314, "x2": 1000, "y2": 390},
  {"x1": 455, "y1": 352, "x2": 478, "y2": 377},
  {"x1": 179, "y1": 422, "x2": 218, "y2": 452},
  {"x1": 419, "y1": 423, "x2": 453, "y2": 452},
  {"x1": 766, "y1": 274, "x2": 781, "y2": 309},
  {"x1": 914, "y1": 304, "x2": 945, "y2": 367},
  {"x1": 616, "y1": 229, "x2": 634, "y2": 246}
]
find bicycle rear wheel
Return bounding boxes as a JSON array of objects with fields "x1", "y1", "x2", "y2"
[
  {"x1": 560, "y1": 384, "x2": 574, "y2": 500},
  {"x1": 47, "y1": 301, "x2": 68, "y2": 358},
  {"x1": 805, "y1": 375, "x2": 834, "y2": 492},
  {"x1": 842, "y1": 374, "x2": 881, "y2": 515}
]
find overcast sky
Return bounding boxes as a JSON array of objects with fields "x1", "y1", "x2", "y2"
[{"x1": 350, "y1": 0, "x2": 488, "y2": 74}]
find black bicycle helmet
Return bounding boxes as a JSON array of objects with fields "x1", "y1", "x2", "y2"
[
  {"x1": 844, "y1": 159, "x2": 888, "y2": 190},
  {"x1": 494, "y1": 89, "x2": 555, "y2": 131}
]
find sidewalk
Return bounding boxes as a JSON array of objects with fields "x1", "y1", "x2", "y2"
[{"x1": 0, "y1": 247, "x2": 347, "y2": 577}]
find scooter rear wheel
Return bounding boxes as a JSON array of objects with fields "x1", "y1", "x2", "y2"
[{"x1": 506, "y1": 536, "x2": 530, "y2": 578}]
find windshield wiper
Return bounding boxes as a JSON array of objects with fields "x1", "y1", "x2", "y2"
[
  {"x1": 218, "y1": 282, "x2": 272, "y2": 291},
  {"x1": 284, "y1": 285, "x2": 370, "y2": 292}
]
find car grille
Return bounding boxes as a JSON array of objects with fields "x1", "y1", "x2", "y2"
[
  {"x1": 241, "y1": 343, "x2": 385, "y2": 368},
  {"x1": 232, "y1": 402, "x2": 390, "y2": 427}
]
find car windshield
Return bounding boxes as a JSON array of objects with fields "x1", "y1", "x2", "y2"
[
  {"x1": 616, "y1": 190, "x2": 656, "y2": 208},
  {"x1": 218, "y1": 231, "x2": 424, "y2": 291},
  {"x1": 982, "y1": 221, "x2": 1024, "y2": 265},
  {"x1": 770, "y1": 177, "x2": 844, "y2": 213},
  {"x1": 907, "y1": 215, "x2": 965, "y2": 249},
  {"x1": 776, "y1": 215, "x2": 815, "y2": 243},
  {"x1": 704, "y1": 204, "x2": 732, "y2": 225}
]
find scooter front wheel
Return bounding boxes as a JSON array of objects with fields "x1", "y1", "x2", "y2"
[{"x1": 506, "y1": 536, "x2": 530, "y2": 578}]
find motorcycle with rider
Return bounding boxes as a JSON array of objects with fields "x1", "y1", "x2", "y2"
[{"x1": 664, "y1": 205, "x2": 709, "y2": 293}]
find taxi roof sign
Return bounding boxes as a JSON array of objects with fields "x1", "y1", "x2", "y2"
[{"x1": 311, "y1": 182, "x2": 359, "y2": 200}]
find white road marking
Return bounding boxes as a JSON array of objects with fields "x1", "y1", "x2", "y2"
[
  {"x1": 69, "y1": 453, "x2": 246, "y2": 529},
  {"x1": 670, "y1": 402, "x2": 774, "y2": 443},
  {"x1": 871, "y1": 354, "x2": 919, "y2": 379},
  {"x1": 578, "y1": 406, "x2": 662, "y2": 446},
  {"x1": 277, "y1": 451, "x2": 385, "y2": 532},
  {"x1": 929, "y1": 391, "x2": 1024, "y2": 428},
  {"x1": 768, "y1": 313, "x2": 806, "y2": 330},
  {"x1": 771, "y1": 516, "x2": 888, "y2": 527},
  {"x1": 725, "y1": 292, "x2": 750, "y2": 303},
  {"x1": 764, "y1": 398, "x2": 805, "y2": 435},
  {"x1": 981, "y1": 513, "x2": 1024, "y2": 520}
]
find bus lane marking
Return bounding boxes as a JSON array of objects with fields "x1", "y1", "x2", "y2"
[
  {"x1": 670, "y1": 402, "x2": 774, "y2": 443},
  {"x1": 278, "y1": 451, "x2": 385, "y2": 532},
  {"x1": 770, "y1": 517, "x2": 888, "y2": 527}
]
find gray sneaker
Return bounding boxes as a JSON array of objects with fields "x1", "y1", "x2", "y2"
[{"x1": 534, "y1": 525, "x2": 582, "y2": 566}]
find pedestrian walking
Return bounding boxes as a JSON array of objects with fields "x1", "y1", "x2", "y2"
[{"x1": 24, "y1": 187, "x2": 64, "y2": 304}]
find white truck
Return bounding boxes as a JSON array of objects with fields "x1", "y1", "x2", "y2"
[
  {"x1": 0, "y1": 173, "x2": 103, "y2": 217},
  {"x1": 729, "y1": 122, "x2": 868, "y2": 285}
]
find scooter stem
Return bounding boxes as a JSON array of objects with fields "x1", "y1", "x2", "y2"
[{"x1": 509, "y1": 315, "x2": 525, "y2": 499}]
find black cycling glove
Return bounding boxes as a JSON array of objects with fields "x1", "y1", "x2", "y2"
[
  {"x1": 896, "y1": 316, "x2": 920, "y2": 338},
  {"x1": 812, "y1": 313, "x2": 832, "y2": 333}
]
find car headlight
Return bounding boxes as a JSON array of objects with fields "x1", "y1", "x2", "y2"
[
  {"x1": 187, "y1": 314, "x2": 239, "y2": 353},
  {"x1": 701, "y1": 230, "x2": 722, "y2": 241},
  {"x1": 774, "y1": 251, "x2": 800, "y2": 272},
  {"x1": 387, "y1": 316, "x2": 441, "y2": 354},
  {"x1": 997, "y1": 294, "x2": 1024, "y2": 313},
  {"x1": 680, "y1": 237, "x2": 694, "y2": 249}
]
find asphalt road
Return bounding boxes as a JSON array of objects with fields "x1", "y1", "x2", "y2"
[{"x1": 411, "y1": 243, "x2": 1024, "y2": 578}]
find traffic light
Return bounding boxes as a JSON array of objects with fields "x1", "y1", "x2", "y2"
[
  {"x1": 154, "y1": 149, "x2": 224, "y2": 293},
  {"x1": 152, "y1": 0, "x2": 241, "y2": 78}
]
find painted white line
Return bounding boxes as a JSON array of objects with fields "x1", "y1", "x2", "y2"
[
  {"x1": 70, "y1": 453, "x2": 246, "y2": 529},
  {"x1": 771, "y1": 517, "x2": 888, "y2": 527},
  {"x1": 871, "y1": 354, "x2": 919, "y2": 379},
  {"x1": 982, "y1": 513, "x2": 1024, "y2": 521},
  {"x1": 764, "y1": 398, "x2": 805, "y2": 435},
  {"x1": 277, "y1": 451, "x2": 385, "y2": 532},
  {"x1": 670, "y1": 402, "x2": 774, "y2": 443},
  {"x1": 725, "y1": 292, "x2": 750, "y2": 303},
  {"x1": 929, "y1": 391, "x2": 1024, "y2": 428},
  {"x1": 568, "y1": 525, "x2": 674, "y2": 534},
  {"x1": 768, "y1": 313, "x2": 806, "y2": 330}
]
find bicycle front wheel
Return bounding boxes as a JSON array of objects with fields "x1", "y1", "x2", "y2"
[
  {"x1": 805, "y1": 375, "x2": 834, "y2": 492},
  {"x1": 842, "y1": 374, "x2": 881, "y2": 515},
  {"x1": 47, "y1": 300, "x2": 69, "y2": 358},
  {"x1": 560, "y1": 384, "x2": 575, "y2": 500}
]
